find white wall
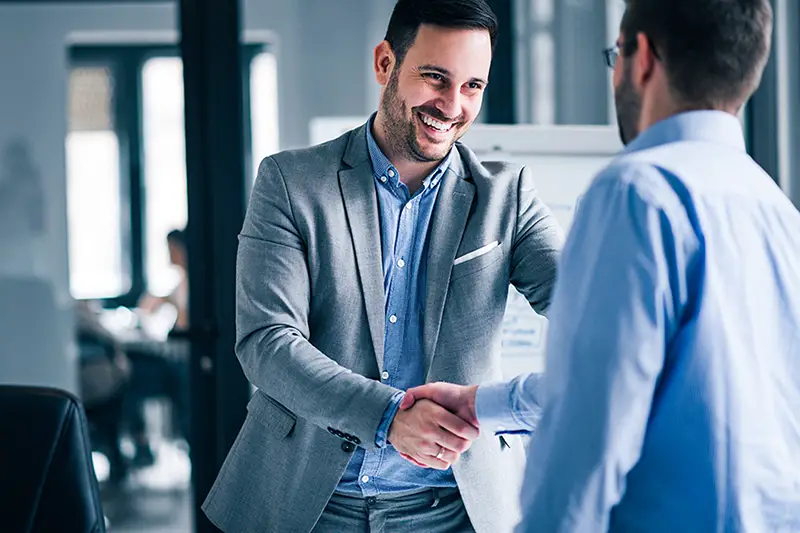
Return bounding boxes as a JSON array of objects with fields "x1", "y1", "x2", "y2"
[
  {"x1": 0, "y1": 4, "x2": 180, "y2": 392},
  {"x1": 247, "y1": 0, "x2": 378, "y2": 149},
  {"x1": 0, "y1": 1, "x2": 388, "y2": 392},
  {"x1": 364, "y1": 0, "x2": 398, "y2": 112}
]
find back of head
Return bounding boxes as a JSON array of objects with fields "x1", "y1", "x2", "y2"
[
  {"x1": 167, "y1": 228, "x2": 187, "y2": 249},
  {"x1": 621, "y1": 0, "x2": 773, "y2": 110},
  {"x1": 384, "y1": 0, "x2": 498, "y2": 65}
]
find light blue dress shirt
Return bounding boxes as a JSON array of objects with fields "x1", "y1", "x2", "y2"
[
  {"x1": 476, "y1": 111, "x2": 800, "y2": 532},
  {"x1": 337, "y1": 116, "x2": 459, "y2": 496}
]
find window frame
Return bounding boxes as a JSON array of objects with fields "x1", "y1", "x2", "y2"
[{"x1": 68, "y1": 43, "x2": 270, "y2": 307}]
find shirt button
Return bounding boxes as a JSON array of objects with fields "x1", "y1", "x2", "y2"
[
  {"x1": 361, "y1": 475, "x2": 370, "y2": 483},
  {"x1": 380, "y1": 175, "x2": 387, "y2": 183},
  {"x1": 397, "y1": 259, "x2": 405, "y2": 268},
  {"x1": 389, "y1": 315, "x2": 398, "y2": 324},
  {"x1": 381, "y1": 371, "x2": 389, "y2": 380},
  {"x1": 387, "y1": 169, "x2": 396, "y2": 178},
  {"x1": 404, "y1": 203, "x2": 412, "y2": 210}
]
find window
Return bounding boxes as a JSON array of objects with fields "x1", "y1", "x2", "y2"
[
  {"x1": 66, "y1": 45, "x2": 279, "y2": 302},
  {"x1": 140, "y1": 49, "x2": 279, "y2": 297},
  {"x1": 529, "y1": 0, "x2": 555, "y2": 124},
  {"x1": 517, "y1": 0, "x2": 620, "y2": 125},
  {"x1": 141, "y1": 57, "x2": 188, "y2": 297},
  {"x1": 66, "y1": 66, "x2": 129, "y2": 299},
  {"x1": 249, "y1": 52, "x2": 280, "y2": 181}
]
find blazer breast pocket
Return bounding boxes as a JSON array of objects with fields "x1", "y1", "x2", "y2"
[{"x1": 450, "y1": 241, "x2": 504, "y2": 282}]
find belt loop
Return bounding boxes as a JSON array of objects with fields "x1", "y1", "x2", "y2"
[{"x1": 430, "y1": 488, "x2": 440, "y2": 508}]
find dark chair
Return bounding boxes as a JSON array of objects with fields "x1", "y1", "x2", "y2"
[{"x1": 0, "y1": 385, "x2": 106, "y2": 533}]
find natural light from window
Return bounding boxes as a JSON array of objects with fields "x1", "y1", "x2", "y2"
[
  {"x1": 66, "y1": 131, "x2": 126, "y2": 299},
  {"x1": 67, "y1": 50, "x2": 279, "y2": 300},
  {"x1": 141, "y1": 51, "x2": 279, "y2": 296},
  {"x1": 142, "y1": 57, "x2": 189, "y2": 297},
  {"x1": 250, "y1": 52, "x2": 280, "y2": 180},
  {"x1": 66, "y1": 65, "x2": 128, "y2": 299}
]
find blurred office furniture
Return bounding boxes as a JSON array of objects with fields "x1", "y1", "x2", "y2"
[
  {"x1": 77, "y1": 301, "x2": 190, "y2": 475},
  {"x1": 0, "y1": 385, "x2": 106, "y2": 533},
  {"x1": 75, "y1": 310, "x2": 131, "y2": 484}
]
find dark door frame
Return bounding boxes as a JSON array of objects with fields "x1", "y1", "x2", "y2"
[{"x1": 178, "y1": 1, "x2": 250, "y2": 532}]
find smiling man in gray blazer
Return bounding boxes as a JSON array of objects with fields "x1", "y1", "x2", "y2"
[{"x1": 202, "y1": 0, "x2": 563, "y2": 531}]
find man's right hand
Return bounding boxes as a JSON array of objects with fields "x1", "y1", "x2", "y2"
[
  {"x1": 399, "y1": 382, "x2": 479, "y2": 427},
  {"x1": 388, "y1": 399, "x2": 479, "y2": 470}
]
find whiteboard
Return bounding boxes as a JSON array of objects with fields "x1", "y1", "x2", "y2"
[
  {"x1": 462, "y1": 124, "x2": 621, "y2": 230},
  {"x1": 309, "y1": 118, "x2": 623, "y2": 377}
]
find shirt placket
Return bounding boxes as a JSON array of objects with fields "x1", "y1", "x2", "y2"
[{"x1": 359, "y1": 187, "x2": 415, "y2": 497}]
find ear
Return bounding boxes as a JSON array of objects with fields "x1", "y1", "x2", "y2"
[
  {"x1": 632, "y1": 32, "x2": 658, "y2": 89},
  {"x1": 373, "y1": 40, "x2": 396, "y2": 87}
]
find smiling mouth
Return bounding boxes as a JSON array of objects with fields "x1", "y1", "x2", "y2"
[{"x1": 417, "y1": 111, "x2": 456, "y2": 135}]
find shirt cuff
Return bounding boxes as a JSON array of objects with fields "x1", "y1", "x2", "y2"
[
  {"x1": 476, "y1": 379, "x2": 531, "y2": 435},
  {"x1": 376, "y1": 390, "x2": 405, "y2": 448}
]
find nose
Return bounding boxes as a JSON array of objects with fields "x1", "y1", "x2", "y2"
[{"x1": 435, "y1": 86, "x2": 462, "y2": 120}]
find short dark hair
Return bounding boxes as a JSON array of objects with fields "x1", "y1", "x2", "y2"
[
  {"x1": 384, "y1": 0, "x2": 498, "y2": 65},
  {"x1": 621, "y1": 0, "x2": 772, "y2": 108},
  {"x1": 166, "y1": 228, "x2": 186, "y2": 248}
]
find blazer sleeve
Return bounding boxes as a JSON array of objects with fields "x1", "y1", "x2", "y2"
[
  {"x1": 235, "y1": 155, "x2": 400, "y2": 451},
  {"x1": 509, "y1": 165, "x2": 565, "y2": 316}
]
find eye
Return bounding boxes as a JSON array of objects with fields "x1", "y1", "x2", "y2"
[
  {"x1": 423, "y1": 72, "x2": 445, "y2": 82},
  {"x1": 467, "y1": 82, "x2": 483, "y2": 90}
]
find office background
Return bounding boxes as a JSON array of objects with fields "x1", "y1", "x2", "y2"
[{"x1": 0, "y1": 0, "x2": 797, "y2": 531}]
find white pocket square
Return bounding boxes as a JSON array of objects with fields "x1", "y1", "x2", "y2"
[{"x1": 453, "y1": 241, "x2": 500, "y2": 266}]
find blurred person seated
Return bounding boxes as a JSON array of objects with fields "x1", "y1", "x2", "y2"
[
  {"x1": 138, "y1": 228, "x2": 189, "y2": 332},
  {"x1": 125, "y1": 228, "x2": 190, "y2": 467}
]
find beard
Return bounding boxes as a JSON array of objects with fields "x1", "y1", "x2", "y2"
[
  {"x1": 614, "y1": 62, "x2": 642, "y2": 146},
  {"x1": 380, "y1": 70, "x2": 463, "y2": 163}
]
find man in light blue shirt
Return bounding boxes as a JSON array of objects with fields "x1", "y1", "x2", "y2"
[{"x1": 401, "y1": 0, "x2": 800, "y2": 530}]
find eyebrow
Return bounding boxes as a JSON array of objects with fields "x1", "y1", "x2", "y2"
[{"x1": 416, "y1": 64, "x2": 488, "y2": 86}]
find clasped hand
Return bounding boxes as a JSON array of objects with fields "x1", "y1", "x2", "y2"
[{"x1": 388, "y1": 383, "x2": 479, "y2": 470}]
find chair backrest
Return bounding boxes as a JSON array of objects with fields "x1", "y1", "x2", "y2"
[{"x1": 0, "y1": 385, "x2": 106, "y2": 533}]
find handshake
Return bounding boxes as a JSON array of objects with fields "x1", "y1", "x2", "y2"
[{"x1": 387, "y1": 383, "x2": 480, "y2": 470}]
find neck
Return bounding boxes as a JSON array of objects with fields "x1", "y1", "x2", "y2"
[
  {"x1": 638, "y1": 91, "x2": 682, "y2": 133},
  {"x1": 639, "y1": 85, "x2": 741, "y2": 133},
  {"x1": 372, "y1": 110, "x2": 442, "y2": 191}
]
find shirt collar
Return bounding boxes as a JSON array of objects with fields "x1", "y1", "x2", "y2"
[
  {"x1": 365, "y1": 113, "x2": 453, "y2": 193},
  {"x1": 624, "y1": 110, "x2": 746, "y2": 154}
]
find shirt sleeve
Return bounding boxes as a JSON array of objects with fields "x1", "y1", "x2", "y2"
[
  {"x1": 516, "y1": 164, "x2": 697, "y2": 532},
  {"x1": 376, "y1": 390, "x2": 405, "y2": 448},
  {"x1": 475, "y1": 373, "x2": 544, "y2": 434}
]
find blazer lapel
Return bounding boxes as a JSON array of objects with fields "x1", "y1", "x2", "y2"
[
  {"x1": 338, "y1": 126, "x2": 385, "y2": 370},
  {"x1": 422, "y1": 151, "x2": 475, "y2": 375}
]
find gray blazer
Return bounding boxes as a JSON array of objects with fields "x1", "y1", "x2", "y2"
[{"x1": 202, "y1": 123, "x2": 564, "y2": 533}]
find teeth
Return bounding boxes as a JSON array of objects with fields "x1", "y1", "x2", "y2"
[{"x1": 420, "y1": 114, "x2": 452, "y2": 132}]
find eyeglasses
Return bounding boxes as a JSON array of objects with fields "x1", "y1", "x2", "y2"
[
  {"x1": 603, "y1": 38, "x2": 661, "y2": 70},
  {"x1": 602, "y1": 44, "x2": 620, "y2": 69}
]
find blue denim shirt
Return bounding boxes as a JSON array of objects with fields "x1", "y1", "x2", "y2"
[{"x1": 336, "y1": 116, "x2": 458, "y2": 496}]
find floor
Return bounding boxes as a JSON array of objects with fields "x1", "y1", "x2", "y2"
[
  {"x1": 103, "y1": 486, "x2": 193, "y2": 533},
  {"x1": 96, "y1": 439, "x2": 194, "y2": 533}
]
